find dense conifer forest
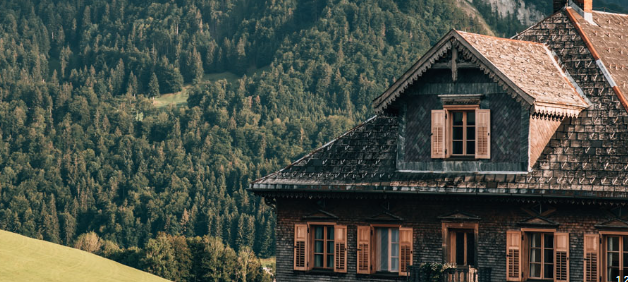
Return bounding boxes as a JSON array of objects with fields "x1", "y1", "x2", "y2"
[{"x1": 0, "y1": 0, "x2": 563, "y2": 280}]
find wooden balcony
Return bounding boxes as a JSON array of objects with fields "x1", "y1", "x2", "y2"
[{"x1": 442, "y1": 266, "x2": 477, "y2": 282}]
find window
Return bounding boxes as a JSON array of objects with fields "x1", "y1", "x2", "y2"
[
  {"x1": 450, "y1": 230, "x2": 476, "y2": 266},
  {"x1": 357, "y1": 226, "x2": 413, "y2": 276},
  {"x1": 375, "y1": 227, "x2": 399, "y2": 272},
  {"x1": 431, "y1": 107, "x2": 490, "y2": 159},
  {"x1": 528, "y1": 233, "x2": 554, "y2": 279},
  {"x1": 313, "y1": 225, "x2": 334, "y2": 269},
  {"x1": 603, "y1": 235, "x2": 628, "y2": 282},
  {"x1": 443, "y1": 222, "x2": 478, "y2": 268},
  {"x1": 505, "y1": 230, "x2": 569, "y2": 282},
  {"x1": 451, "y1": 111, "x2": 475, "y2": 156},
  {"x1": 587, "y1": 233, "x2": 628, "y2": 282},
  {"x1": 293, "y1": 224, "x2": 347, "y2": 273}
]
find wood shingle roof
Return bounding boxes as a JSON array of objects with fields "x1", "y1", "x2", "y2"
[
  {"x1": 457, "y1": 31, "x2": 589, "y2": 114},
  {"x1": 567, "y1": 9, "x2": 628, "y2": 110},
  {"x1": 251, "y1": 9, "x2": 628, "y2": 200}
]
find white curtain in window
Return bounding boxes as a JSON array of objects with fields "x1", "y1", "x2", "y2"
[{"x1": 375, "y1": 228, "x2": 399, "y2": 272}]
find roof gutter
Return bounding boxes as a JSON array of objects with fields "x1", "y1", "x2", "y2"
[{"x1": 565, "y1": 8, "x2": 628, "y2": 113}]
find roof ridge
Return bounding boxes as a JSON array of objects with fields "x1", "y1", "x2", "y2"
[{"x1": 455, "y1": 30, "x2": 546, "y2": 47}]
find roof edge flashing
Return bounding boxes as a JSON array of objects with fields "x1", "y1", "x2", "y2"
[
  {"x1": 597, "y1": 59, "x2": 618, "y2": 88},
  {"x1": 568, "y1": 0, "x2": 596, "y2": 25}
]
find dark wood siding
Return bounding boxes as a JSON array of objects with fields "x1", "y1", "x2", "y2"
[
  {"x1": 397, "y1": 66, "x2": 529, "y2": 172},
  {"x1": 275, "y1": 196, "x2": 610, "y2": 281}
]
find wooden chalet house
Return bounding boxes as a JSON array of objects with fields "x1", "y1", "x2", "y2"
[{"x1": 250, "y1": 0, "x2": 628, "y2": 281}]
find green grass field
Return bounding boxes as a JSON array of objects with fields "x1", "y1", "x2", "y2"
[
  {"x1": 152, "y1": 66, "x2": 271, "y2": 109},
  {"x1": 0, "y1": 230, "x2": 169, "y2": 282},
  {"x1": 152, "y1": 89, "x2": 190, "y2": 108}
]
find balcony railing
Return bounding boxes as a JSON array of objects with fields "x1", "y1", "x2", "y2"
[
  {"x1": 407, "y1": 265, "x2": 491, "y2": 282},
  {"x1": 443, "y1": 266, "x2": 477, "y2": 282}
]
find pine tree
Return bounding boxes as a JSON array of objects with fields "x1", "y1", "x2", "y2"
[
  {"x1": 192, "y1": 48, "x2": 204, "y2": 83},
  {"x1": 148, "y1": 72, "x2": 160, "y2": 97},
  {"x1": 259, "y1": 220, "x2": 274, "y2": 258},
  {"x1": 126, "y1": 71, "x2": 138, "y2": 97}
]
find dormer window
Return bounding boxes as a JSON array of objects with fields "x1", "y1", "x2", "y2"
[
  {"x1": 451, "y1": 111, "x2": 476, "y2": 156},
  {"x1": 431, "y1": 105, "x2": 490, "y2": 159}
]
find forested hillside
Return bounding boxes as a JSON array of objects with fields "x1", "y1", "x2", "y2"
[
  {"x1": 469, "y1": 0, "x2": 627, "y2": 37},
  {"x1": 0, "y1": 0, "x2": 496, "y2": 279}
]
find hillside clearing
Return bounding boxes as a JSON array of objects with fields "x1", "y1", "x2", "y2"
[
  {"x1": 153, "y1": 66, "x2": 271, "y2": 109},
  {"x1": 152, "y1": 87, "x2": 190, "y2": 108},
  {"x1": 0, "y1": 230, "x2": 169, "y2": 282}
]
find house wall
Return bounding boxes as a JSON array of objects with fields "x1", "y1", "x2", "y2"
[
  {"x1": 275, "y1": 196, "x2": 612, "y2": 281},
  {"x1": 396, "y1": 67, "x2": 530, "y2": 172}
]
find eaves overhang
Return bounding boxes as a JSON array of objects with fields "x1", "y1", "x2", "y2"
[{"x1": 250, "y1": 184, "x2": 628, "y2": 203}]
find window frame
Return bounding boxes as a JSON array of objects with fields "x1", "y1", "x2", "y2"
[
  {"x1": 357, "y1": 224, "x2": 413, "y2": 277},
  {"x1": 432, "y1": 105, "x2": 490, "y2": 160},
  {"x1": 444, "y1": 105, "x2": 479, "y2": 159},
  {"x1": 451, "y1": 229, "x2": 476, "y2": 266},
  {"x1": 449, "y1": 110, "x2": 476, "y2": 157},
  {"x1": 442, "y1": 222, "x2": 479, "y2": 267},
  {"x1": 311, "y1": 225, "x2": 335, "y2": 270},
  {"x1": 293, "y1": 222, "x2": 347, "y2": 273},
  {"x1": 519, "y1": 228, "x2": 558, "y2": 281},
  {"x1": 374, "y1": 226, "x2": 400, "y2": 273},
  {"x1": 527, "y1": 232, "x2": 555, "y2": 280},
  {"x1": 600, "y1": 231, "x2": 628, "y2": 282}
]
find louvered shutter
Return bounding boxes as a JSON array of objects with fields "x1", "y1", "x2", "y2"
[
  {"x1": 357, "y1": 226, "x2": 372, "y2": 274},
  {"x1": 294, "y1": 224, "x2": 308, "y2": 271},
  {"x1": 431, "y1": 110, "x2": 447, "y2": 158},
  {"x1": 475, "y1": 109, "x2": 491, "y2": 159},
  {"x1": 584, "y1": 234, "x2": 599, "y2": 282},
  {"x1": 555, "y1": 233, "x2": 569, "y2": 281},
  {"x1": 399, "y1": 227, "x2": 413, "y2": 276},
  {"x1": 334, "y1": 225, "x2": 347, "y2": 273},
  {"x1": 506, "y1": 231, "x2": 522, "y2": 281}
]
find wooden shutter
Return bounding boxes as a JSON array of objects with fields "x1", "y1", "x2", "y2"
[
  {"x1": 555, "y1": 233, "x2": 569, "y2": 282},
  {"x1": 584, "y1": 234, "x2": 599, "y2": 282},
  {"x1": 506, "y1": 231, "x2": 522, "y2": 281},
  {"x1": 431, "y1": 110, "x2": 447, "y2": 158},
  {"x1": 399, "y1": 227, "x2": 413, "y2": 276},
  {"x1": 357, "y1": 226, "x2": 372, "y2": 274},
  {"x1": 334, "y1": 225, "x2": 347, "y2": 273},
  {"x1": 294, "y1": 224, "x2": 308, "y2": 271},
  {"x1": 475, "y1": 109, "x2": 491, "y2": 159}
]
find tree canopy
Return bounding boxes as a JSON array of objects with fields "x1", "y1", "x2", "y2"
[{"x1": 0, "y1": 0, "x2": 538, "y2": 279}]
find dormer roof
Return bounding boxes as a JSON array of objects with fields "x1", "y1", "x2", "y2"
[{"x1": 373, "y1": 30, "x2": 589, "y2": 117}]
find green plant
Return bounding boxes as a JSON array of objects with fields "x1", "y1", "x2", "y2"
[{"x1": 419, "y1": 262, "x2": 456, "y2": 282}]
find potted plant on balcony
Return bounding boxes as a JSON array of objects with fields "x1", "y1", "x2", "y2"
[{"x1": 419, "y1": 262, "x2": 456, "y2": 282}]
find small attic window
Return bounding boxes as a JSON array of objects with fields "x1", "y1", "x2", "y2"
[
  {"x1": 451, "y1": 110, "x2": 475, "y2": 156},
  {"x1": 431, "y1": 103, "x2": 490, "y2": 160}
]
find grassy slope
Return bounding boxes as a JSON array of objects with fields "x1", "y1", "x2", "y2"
[
  {"x1": 152, "y1": 66, "x2": 272, "y2": 108},
  {"x1": 0, "y1": 230, "x2": 169, "y2": 282}
]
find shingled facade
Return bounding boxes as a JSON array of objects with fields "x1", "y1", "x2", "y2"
[{"x1": 250, "y1": 1, "x2": 628, "y2": 281}]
